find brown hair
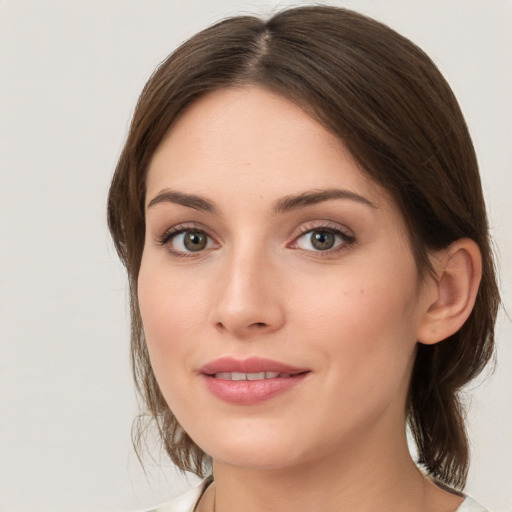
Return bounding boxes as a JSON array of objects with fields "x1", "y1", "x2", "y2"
[{"x1": 107, "y1": 5, "x2": 500, "y2": 488}]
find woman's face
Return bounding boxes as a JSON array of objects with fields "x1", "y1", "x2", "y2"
[{"x1": 139, "y1": 86, "x2": 436, "y2": 470}]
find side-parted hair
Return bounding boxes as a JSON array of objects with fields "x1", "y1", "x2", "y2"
[{"x1": 107, "y1": 5, "x2": 499, "y2": 488}]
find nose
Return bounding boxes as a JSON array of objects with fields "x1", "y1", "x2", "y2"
[{"x1": 209, "y1": 248, "x2": 286, "y2": 339}]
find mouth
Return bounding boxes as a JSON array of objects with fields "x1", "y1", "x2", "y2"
[
  {"x1": 199, "y1": 357, "x2": 310, "y2": 404},
  {"x1": 211, "y1": 371, "x2": 295, "y2": 380},
  {"x1": 199, "y1": 356, "x2": 309, "y2": 376}
]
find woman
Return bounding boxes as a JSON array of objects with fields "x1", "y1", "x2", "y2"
[{"x1": 108, "y1": 6, "x2": 499, "y2": 511}]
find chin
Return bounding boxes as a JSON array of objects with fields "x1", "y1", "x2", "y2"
[
  {"x1": 198, "y1": 428, "x2": 320, "y2": 472},
  {"x1": 213, "y1": 449, "x2": 303, "y2": 471}
]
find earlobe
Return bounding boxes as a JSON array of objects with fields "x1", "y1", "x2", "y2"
[{"x1": 417, "y1": 239, "x2": 482, "y2": 345}]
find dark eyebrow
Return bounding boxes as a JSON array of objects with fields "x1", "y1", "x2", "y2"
[
  {"x1": 147, "y1": 188, "x2": 376, "y2": 214},
  {"x1": 147, "y1": 189, "x2": 217, "y2": 213},
  {"x1": 272, "y1": 188, "x2": 377, "y2": 213}
]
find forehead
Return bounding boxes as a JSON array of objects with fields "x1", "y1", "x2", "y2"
[{"x1": 146, "y1": 86, "x2": 390, "y2": 211}]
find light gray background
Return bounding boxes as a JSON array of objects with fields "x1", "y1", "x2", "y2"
[{"x1": 0, "y1": 1, "x2": 510, "y2": 511}]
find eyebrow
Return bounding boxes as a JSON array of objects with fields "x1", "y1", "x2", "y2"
[
  {"x1": 147, "y1": 189, "x2": 217, "y2": 213},
  {"x1": 146, "y1": 187, "x2": 376, "y2": 213},
  {"x1": 272, "y1": 189, "x2": 377, "y2": 213}
]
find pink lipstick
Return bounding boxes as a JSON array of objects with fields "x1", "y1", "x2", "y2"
[{"x1": 199, "y1": 357, "x2": 310, "y2": 405}]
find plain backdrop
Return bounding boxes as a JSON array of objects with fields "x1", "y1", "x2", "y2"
[{"x1": 0, "y1": 1, "x2": 510, "y2": 511}]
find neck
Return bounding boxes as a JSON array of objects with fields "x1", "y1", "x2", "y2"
[{"x1": 198, "y1": 424, "x2": 463, "y2": 512}]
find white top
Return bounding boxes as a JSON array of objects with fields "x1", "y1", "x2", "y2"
[{"x1": 151, "y1": 479, "x2": 490, "y2": 512}]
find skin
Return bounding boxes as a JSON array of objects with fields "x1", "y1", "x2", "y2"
[{"x1": 138, "y1": 86, "x2": 468, "y2": 511}]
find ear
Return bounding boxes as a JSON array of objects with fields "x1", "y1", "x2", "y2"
[{"x1": 417, "y1": 238, "x2": 482, "y2": 345}]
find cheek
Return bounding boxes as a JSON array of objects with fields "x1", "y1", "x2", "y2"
[
  {"x1": 293, "y1": 252, "x2": 422, "y2": 385},
  {"x1": 137, "y1": 258, "x2": 205, "y2": 380},
  {"x1": 137, "y1": 264, "x2": 210, "y2": 428}
]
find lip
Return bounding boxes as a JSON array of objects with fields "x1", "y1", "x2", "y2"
[
  {"x1": 199, "y1": 356, "x2": 308, "y2": 375},
  {"x1": 199, "y1": 357, "x2": 310, "y2": 405}
]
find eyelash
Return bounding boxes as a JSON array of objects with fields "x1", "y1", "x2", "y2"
[
  {"x1": 155, "y1": 223, "x2": 218, "y2": 258},
  {"x1": 289, "y1": 222, "x2": 356, "y2": 256},
  {"x1": 155, "y1": 222, "x2": 355, "y2": 258}
]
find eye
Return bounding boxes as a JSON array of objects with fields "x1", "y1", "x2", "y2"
[
  {"x1": 158, "y1": 227, "x2": 216, "y2": 255},
  {"x1": 293, "y1": 226, "x2": 354, "y2": 253},
  {"x1": 175, "y1": 230, "x2": 209, "y2": 252}
]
